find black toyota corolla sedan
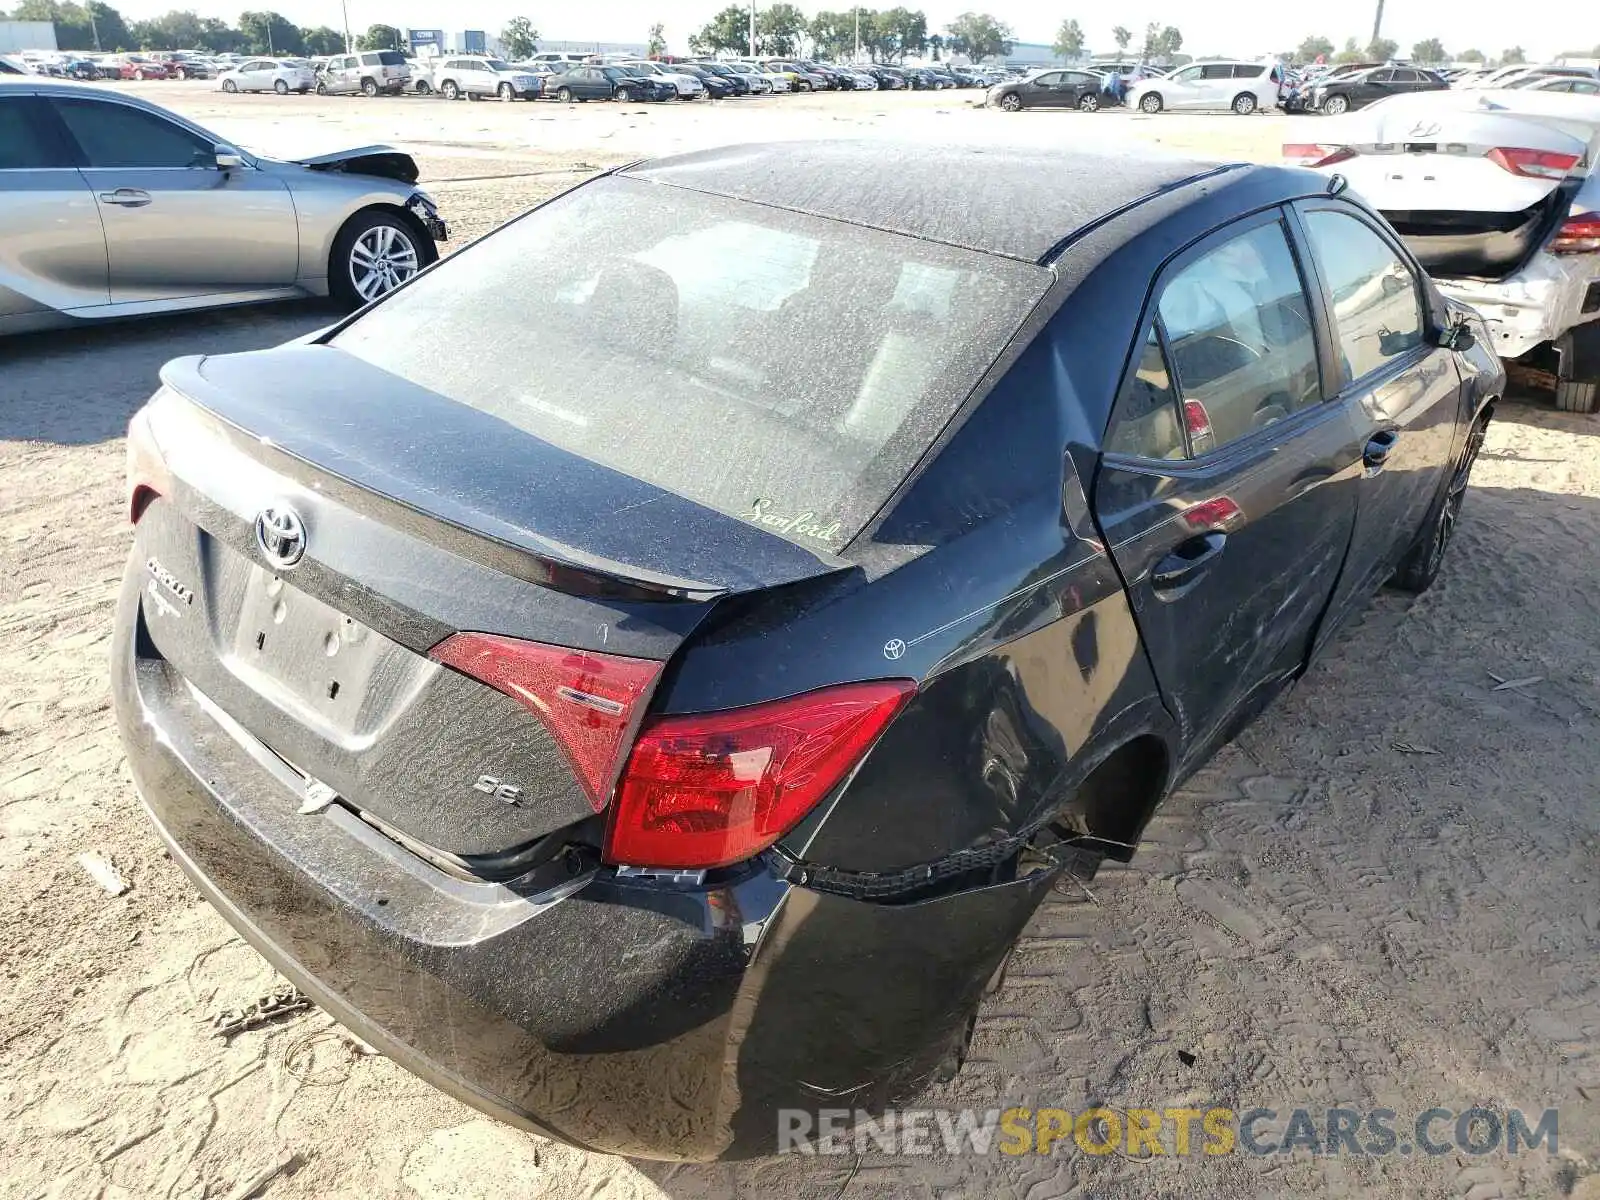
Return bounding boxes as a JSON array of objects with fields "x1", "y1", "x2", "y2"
[{"x1": 113, "y1": 141, "x2": 1502, "y2": 1160}]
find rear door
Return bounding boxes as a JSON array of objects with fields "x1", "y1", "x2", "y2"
[
  {"x1": 0, "y1": 92, "x2": 110, "y2": 320},
  {"x1": 50, "y1": 96, "x2": 299, "y2": 303},
  {"x1": 1295, "y1": 202, "x2": 1464, "y2": 620},
  {"x1": 1093, "y1": 209, "x2": 1365, "y2": 755}
]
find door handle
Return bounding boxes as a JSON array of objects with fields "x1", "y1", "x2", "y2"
[
  {"x1": 98, "y1": 189, "x2": 152, "y2": 207},
  {"x1": 1364, "y1": 429, "x2": 1400, "y2": 471},
  {"x1": 1151, "y1": 532, "x2": 1227, "y2": 594}
]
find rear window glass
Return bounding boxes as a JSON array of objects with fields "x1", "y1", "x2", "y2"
[
  {"x1": 363, "y1": 51, "x2": 404, "y2": 66},
  {"x1": 333, "y1": 176, "x2": 1048, "y2": 552}
]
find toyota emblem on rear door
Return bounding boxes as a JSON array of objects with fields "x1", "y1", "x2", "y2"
[{"x1": 255, "y1": 505, "x2": 307, "y2": 569}]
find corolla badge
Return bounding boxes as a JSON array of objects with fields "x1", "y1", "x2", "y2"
[{"x1": 255, "y1": 504, "x2": 307, "y2": 569}]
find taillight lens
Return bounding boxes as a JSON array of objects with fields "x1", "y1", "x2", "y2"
[
  {"x1": 430, "y1": 633, "x2": 662, "y2": 809},
  {"x1": 1486, "y1": 146, "x2": 1580, "y2": 179},
  {"x1": 604, "y1": 680, "x2": 916, "y2": 870},
  {"x1": 126, "y1": 407, "x2": 169, "y2": 523},
  {"x1": 1550, "y1": 212, "x2": 1600, "y2": 254},
  {"x1": 1283, "y1": 143, "x2": 1356, "y2": 167},
  {"x1": 1183, "y1": 398, "x2": 1215, "y2": 455}
]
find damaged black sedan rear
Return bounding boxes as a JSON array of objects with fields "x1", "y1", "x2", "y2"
[{"x1": 113, "y1": 141, "x2": 1501, "y2": 1159}]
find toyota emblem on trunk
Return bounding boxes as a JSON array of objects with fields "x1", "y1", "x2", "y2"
[{"x1": 255, "y1": 505, "x2": 307, "y2": 569}]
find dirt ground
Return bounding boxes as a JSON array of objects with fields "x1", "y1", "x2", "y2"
[{"x1": 2, "y1": 83, "x2": 1598, "y2": 1200}]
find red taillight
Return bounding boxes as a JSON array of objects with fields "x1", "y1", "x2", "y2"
[
  {"x1": 1550, "y1": 212, "x2": 1600, "y2": 254},
  {"x1": 430, "y1": 633, "x2": 662, "y2": 809},
  {"x1": 126, "y1": 408, "x2": 169, "y2": 523},
  {"x1": 1282, "y1": 143, "x2": 1356, "y2": 168},
  {"x1": 604, "y1": 680, "x2": 916, "y2": 870},
  {"x1": 1486, "y1": 146, "x2": 1580, "y2": 179},
  {"x1": 1183, "y1": 398, "x2": 1215, "y2": 455},
  {"x1": 1182, "y1": 495, "x2": 1243, "y2": 532}
]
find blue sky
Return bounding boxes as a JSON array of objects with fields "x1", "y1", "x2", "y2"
[{"x1": 110, "y1": 0, "x2": 1563, "y2": 61}]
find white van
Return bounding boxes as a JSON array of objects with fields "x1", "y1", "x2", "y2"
[{"x1": 1127, "y1": 60, "x2": 1281, "y2": 115}]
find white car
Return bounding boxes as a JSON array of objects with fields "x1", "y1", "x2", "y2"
[
  {"x1": 423, "y1": 56, "x2": 541, "y2": 101},
  {"x1": 721, "y1": 62, "x2": 774, "y2": 93},
  {"x1": 1127, "y1": 60, "x2": 1281, "y2": 115},
  {"x1": 219, "y1": 59, "x2": 314, "y2": 94},
  {"x1": 617, "y1": 60, "x2": 704, "y2": 98},
  {"x1": 1289, "y1": 89, "x2": 1600, "y2": 411}
]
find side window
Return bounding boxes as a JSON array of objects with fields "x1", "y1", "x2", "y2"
[
  {"x1": 1573, "y1": 81, "x2": 1599, "y2": 94},
  {"x1": 0, "y1": 97, "x2": 62, "y2": 169},
  {"x1": 1233, "y1": 64, "x2": 1265, "y2": 78},
  {"x1": 1173, "y1": 66, "x2": 1202, "y2": 82},
  {"x1": 51, "y1": 99, "x2": 212, "y2": 169},
  {"x1": 1370, "y1": 69, "x2": 1394, "y2": 83},
  {"x1": 1302, "y1": 210, "x2": 1424, "y2": 384},
  {"x1": 1201, "y1": 64, "x2": 1234, "y2": 80},
  {"x1": 1156, "y1": 221, "x2": 1322, "y2": 451},
  {"x1": 1392, "y1": 68, "x2": 1421, "y2": 83},
  {"x1": 1034, "y1": 72, "x2": 1063, "y2": 86},
  {"x1": 1107, "y1": 326, "x2": 1185, "y2": 459}
]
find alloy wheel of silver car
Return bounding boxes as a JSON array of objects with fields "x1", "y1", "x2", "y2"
[
  {"x1": 1139, "y1": 92, "x2": 1163, "y2": 113},
  {"x1": 349, "y1": 224, "x2": 420, "y2": 302},
  {"x1": 1322, "y1": 94, "x2": 1348, "y2": 116}
]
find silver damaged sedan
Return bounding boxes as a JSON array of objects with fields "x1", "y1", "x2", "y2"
[{"x1": 0, "y1": 79, "x2": 449, "y2": 335}]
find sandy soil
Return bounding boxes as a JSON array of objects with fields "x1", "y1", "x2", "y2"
[{"x1": 2, "y1": 84, "x2": 1598, "y2": 1200}]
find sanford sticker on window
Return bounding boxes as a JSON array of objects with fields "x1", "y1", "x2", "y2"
[{"x1": 745, "y1": 499, "x2": 843, "y2": 546}]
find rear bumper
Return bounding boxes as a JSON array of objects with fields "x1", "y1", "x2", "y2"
[
  {"x1": 1437, "y1": 252, "x2": 1600, "y2": 361},
  {"x1": 109, "y1": 557, "x2": 1046, "y2": 1159}
]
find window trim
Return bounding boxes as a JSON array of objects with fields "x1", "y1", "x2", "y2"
[
  {"x1": 0, "y1": 93, "x2": 81, "y2": 170},
  {"x1": 1103, "y1": 204, "x2": 1332, "y2": 467},
  {"x1": 1290, "y1": 198, "x2": 1438, "y2": 396},
  {"x1": 46, "y1": 95, "x2": 253, "y2": 172}
]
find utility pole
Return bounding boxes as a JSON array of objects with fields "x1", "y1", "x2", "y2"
[
  {"x1": 89, "y1": 4, "x2": 100, "y2": 50},
  {"x1": 748, "y1": 1, "x2": 756, "y2": 56},
  {"x1": 342, "y1": 0, "x2": 352, "y2": 52},
  {"x1": 854, "y1": 6, "x2": 860, "y2": 61},
  {"x1": 1370, "y1": 0, "x2": 1385, "y2": 49}
]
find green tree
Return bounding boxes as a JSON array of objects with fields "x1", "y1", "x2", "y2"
[
  {"x1": 646, "y1": 21, "x2": 665, "y2": 56},
  {"x1": 127, "y1": 9, "x2": 204, "y2": 48},
  {"x1": 1366, "y1": 37, "x2": 1397, "y2": 60},
  {"x1": 1157, "y1": 25, "x2": 1182, "y2": 56},
  {"x1": 695, "y1": 3, "x2": 749, "y2": 55},
  {"x1": 357, "y1": 22, "x2": 400, "y2": 50},
  {"x1": 1459, "y1": 47, "x2": 1484, "y2": 62},
  {"x1": 300, "y1": 24, "x2": 342, "y2": 53},
  {"x1": 1333, "y1": 36, "x2": 1362, "y2": 63},
  {"x1": 1297, "y1": 34, "x2": 1334, "y2": 61},
  {"x1": 1111, "y1": 24, "x2": 1130, "y2": 52},
  {"x1": 500, "y1": 15, "x2": 537, "y2": 59},
  {"x1": 1411, "y1": 37, "x2": 1446, "y2": 63},
  {"x1": 1501, "y1": 45, "x2": 1525, "y2": 64},
  {"x1": 1052, "y1": 17, "x2": 1084, "y2": 61},
  {"x1": 237, "y1": 10, "x2": 303, "y2": 54},
  {"x1": 868, "y1": 7, "x2": 926, "y2": 62},
  {"x1": 15, "y1": 0, "x2": 132, "y2": 50},
  {"x1": 808, "y1": 9, "x2": 855, "y2": 59},
  {"x1": 944, "y1": 11, "x2": 1012, "y2": 62},
  {"x1": 758, "y1": 2, "x2": 806, "y2": 56}
]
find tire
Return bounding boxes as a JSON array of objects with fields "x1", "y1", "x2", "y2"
[
  {"x1": 361, "y1": 77, "x2": 378, "y2": 97},
  {"x1": 222, "y1": 78, "x2": 237, "y2": 93},
  {"x1": 297, "y1": 87, "x2": 308, "y2": 94},
  {"x1": 998, "y1": 91, "x2": 1022, "y2": 111},
  {"x1": 1232, "y1": 92, "x2": 1257, "y2": 115},
  {"x1": 466, "y1": 90, "x2": 481, "y2": 101},
  {"x1": 441, "y1": 80, "x2": 459, "y2": 100},
  {"x1": 274, "y1": 79, "x2": 288, "y2": 94},
  {"x1": 615, "y1": 86, "x2": 632, "y2": 102},
  {"x1": 557, "y1": 87, "x2": 573, "y2": 103},
  {"x1": 174, "y1": 66, "x2": 188, "y2": 80},
  {"x1": 1391, "y1": 418, "x2": 1488, "y2": 593},
  {"x1": 315, "y1": 81, "x2": 328, "y2": 95},
  {"x1": 329, "y1": 211, "x2": 434, "y2": 310},
  {"x1": 414, "y1": 80, "x2": 432, "y2": 95},
  {"x1": 1322, "y1": 93, "x2": 1349, "y2": 116},
  {"x1": 498, "y1": 82, "x2": 513, "y2": 101},
  {"x1": 1555, "y1": 379, "x2": 1600, "y2": 413},
  {"x1": 1139, "y1": 91, "x2": 1163, "y2": 113},
  {"x1": 1078, "y1": 92, "x2": 1100, "y2": 112},
  {"x1": 133, "y1": 69, "x2": 145, "y2": 80}
]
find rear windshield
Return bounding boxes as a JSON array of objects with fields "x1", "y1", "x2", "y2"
[{"x1": 334, "y1": 176, "x2": 1048, "y2": 552}]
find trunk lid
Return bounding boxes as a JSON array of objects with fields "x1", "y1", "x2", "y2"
[{"x1": 133, "y1": 346, "x2": 850, "y2": 860}]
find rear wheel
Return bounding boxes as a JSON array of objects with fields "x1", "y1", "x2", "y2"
[
  {"x1": 274, "y1": 79, "x2": 288, "y2": 94},
  {"x1": 1232, "y1": 91, "x2": 1257, "y2": 115},
  {"x1": 998, "y1": 91, "x2": 1022, "y2": 111},
  {"x1": 1392, "y1": 418, "x2": 1488, "y2": 593},
  {"x1": 222, "y1": 78, "x2": 237, "y2": 93},
  {"x1": 414, "y1": 80, "x2": 432, "y2": 95},
  {"x1": 330, "y1": 211, "x2": 431, "y2": 310},
  {"x1": 1322, "y1": 93, "x2": 1349, "y2": 116},
  {"x1": 1554, "y1": 330, "x2": 1600, "y2": 412},
  {"x1": 361, "y1": 77, "x2": 378, "y2": 97},
  {"x1": 1139, "y1": 91, "x2": 1163, "y2": 113},
  {"x1": 1078, "y1": 91, "x2": 1100, "y2": 112},
  {"x1": 557, "y1": 86, "x2": 573, "y2": 103}
]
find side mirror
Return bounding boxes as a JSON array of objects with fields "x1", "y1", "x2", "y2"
[
  {"x1": 1434, "y1": 313, "x2": 1476, "y2": 352},
  {"x1": 215, "y1": 145, "x2": 244, "y2": 171}
]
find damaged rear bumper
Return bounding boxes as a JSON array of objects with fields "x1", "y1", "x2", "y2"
[
  {"x1": 1434, "y1": 252, "x2": 1600, "y2": 361},
  {"x1": 109, "y1": 560, "x2": 1049, "y2": 1160}
]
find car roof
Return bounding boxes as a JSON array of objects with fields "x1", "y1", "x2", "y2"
[{"x1": 622, "y1": 141, "x2": 1237, "y2": 264}]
